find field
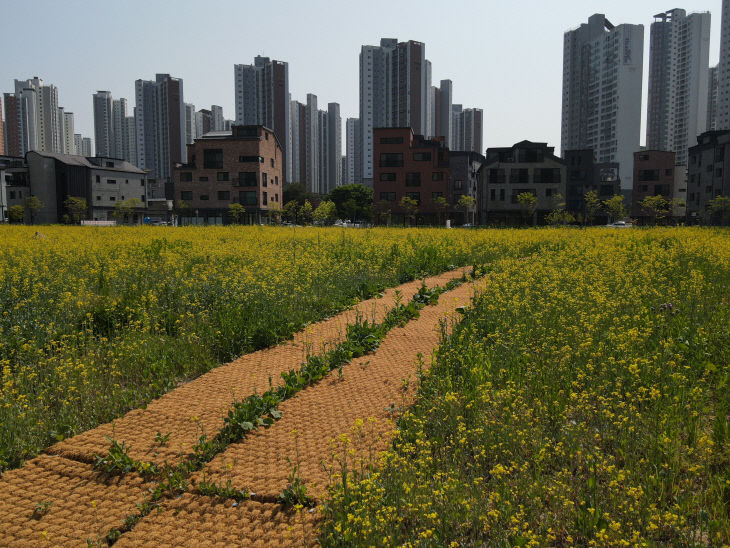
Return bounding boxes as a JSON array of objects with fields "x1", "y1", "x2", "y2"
[
  {"x1": 0, "y1": 226, "x2": 728, "y2": 546},
  {"x1": 321, "y1": 228, "x2": 730, "y2": 546},
  {"x1": 0, "y1": 225, "x2": 536, "y2": 471}
]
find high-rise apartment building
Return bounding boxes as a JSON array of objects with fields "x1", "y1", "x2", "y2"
[
  {"x1": 74, "y1": 134, "x2": 82, "y2": 157},
  {"x1": 562, "y1": 14, "x2": 644, "y2": 194},
  {"x1": 61, "y1": 110, "x2": 75, "y2": 155},
  {"x1": 434, "y1": 79, "x2": 453, "y2": 147},
  {"x1": 234, "y1": 56, "x2": 290, "y2": 181},
  {"x1": 125, "y1": 117, "x2": 137, "y2": 166},
  {"x1": 358, "y1": 38, "x2": 430, "y2": 184},
  {"x1": 345, "y1": 118, "x2": 361, "y2": 184},
  {"x1": 6, "y1": 78, "x2": 62, "y2": 155},
  {"x1": 3, "y1": 94, "x2": 21, "y2": 156},
  {"x1": 112, "y1": 98, "x2": 129, "y2": 159},
  {"x1": 327, "y1": 103, "x2": 342, "y2": 192},
  {"x1": 717, "y1": 0, "x2": 730, "y2": 129},
  {"x1": 305, "y1": 94, "x2": 319, "y2": 193},
  {"x1": 0, "y1": 96, "x2": 4, "y2": 155},
  {"x1": 93, "y1": 91, "x2": 114, "y2": 157},
  {"x1": 289, "y1": 100, "x2": 304, "y2": 184},
  {"x1": 463, "y1": 108, "x2": 483, "y2": 154},
  {"x1": 646, "y1": 9, "x2": 711, "y2": 166},
  {"x1": 184, "y1": 103, "x2": 196, "y2": 144},
  {"x1": 211, "y1": 105, "x2": 224, "y2": 132},
  {"x1": 135, "y1": 73, "x2": 185, "y2": 183},
  {"x1": 318, "y1": 109, "x2": 329, "y2": 194},
  {"x1": 451, "y1": 104, "x2": 464, "y2": 151},
  {"x1": 708, "y1": 65, "x2": 719, "y2": 131}
]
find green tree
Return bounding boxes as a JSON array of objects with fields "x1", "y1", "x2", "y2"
[
  {"x1": 399, "y1": 195, "x2": 419, "y2": 227},
  {"x1": 433, "y1": 195, "x2": 449, "y2": 226},
  {"x1": 228, "y1": 203, "x2": 246, "y2": 224},
  {"x1": 282, "y1": 200, "x2": 300, "y2": 223},
  {"x1": 638, "y1": 195, "x2": 672, "y2": 225},
  {"x1": 8, "y1": 205, "x2": 24, "y2": 224},
  {"x1": 584, "y1": 190, "x2": 601, "y2": 226},
  {"x1": 517, "y1": 192, "x2": 538, "y2": 226},
  {"x1": 174, "y1": 200, "x2": 192, "y2": 218},
  {"x1": 545, "y1": 193, "x2": 574, "y2": 226},
  {"x1": 708, "y1": 195, "x2": 730, "y2": 225},
  {"x1": 457, "y1": 194, "x2": 476, "y2": 225},
  {"x1": 64, "y1": 196, "x2": 88, "y2": 224},
  {"x1": 603, "y1": 194, "x2": 626, "y2": 224},
  {"x1": 283, "y1": 182, "x2": 317, "y2": 206},
  {"x1": 23, "y1": 195, "x2": 44, "y2": 224},
  {"x1": 376, "y1": 200, "x2": 392, "y2": 226},
  {"x1": 328, "y1": 184, "x2": 374, "y2": 222},
  {"x1": 299, "y1": 200, "x2": 314, "y2": 224},
  {"x1": 313, "y1": 200, "x2": 338, "y2": 225},
  {"x1": 113, "y1": 198, "x2": 142, "y2": 224}
]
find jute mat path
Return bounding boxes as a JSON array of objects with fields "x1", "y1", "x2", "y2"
[
  {"x1": 0, "y1": 455, "x2": 152, "y2": 547},
  {"x1": 46, "y1": 269, "x2": 465, "y2": 467},
  {"x1": 114, "y1": 494, "x2": 320, "y2": 547},
  {"x1": 192, "y1": 281, "x2": 478, "y2": 502}
]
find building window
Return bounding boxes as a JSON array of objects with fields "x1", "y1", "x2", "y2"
[
  {"x1": 110, "y1": 196, "x2": 116, "y2": 202},
  {"x1": 140, "y1": 195, "x2": 146, "y2": 202},
  {"x1": 204, "y1": 149, "x2": 223, "y2": 169},
  {"x1": 380, "y1": 137, "x2": 403, "y2": 144},
  {"x1": 238, "y1": 172, "x2": 257, "y2": 186},
  {"x1": 665, "y1": 169, "x2": 673, "y2": 176},
  {"x1": 275, "y1": 176, "x2": 278, "y2": 185},
  {"x1": 534, "y1": 168, "x2": 561, "y2": 184},
  {"x1": 200, "y1": 176, "x2": 209, "y2": 182},
  {"x1": 107, "y1": 179, "x2": 116, "y2": 185},
  {"x1": 432, "y1": 172, "x2": 444, "y2": 181},
  {"x1": 380, "y1": 172, "x2": 396, "y2": 181},
  {"x1": 262, "y1": 173, "x2": 268, "y2": 187},
  {"x1": 270, "y1": 158, "x2": 275, "y2": 167},
  {"x1": 380, "y1": 192, "x2": 396, "y2": 201},
  {"x1": 265, "y1": 132, "x2": 269, "y2": 140},
  {"x1": 217, "y1": 172, "x2": 229, "y2": 181},
  {"x1": 500, "y1": 189, "x2": 505, "y2": 201},
  {"x1": 181, "y1": 191, "x2": 193, "y2": 201},
  {"x1": 275, "y1": 193, "x2": 279, "y2": 202},
  {"x1": 216, "y1": 191, "x2": 230, "y2": 201},
  {"x1": 640, "y1": 184, "x2": 648, "y2": 192},
  {"x1": 545, "y1": 188, "x2": 553, "y2": 197},
  {"x1": 455, "y1": 180, "x2": 463, "y2": 190},
  {"x1": 239, "y1": 190, "x2": 257, "y2": 205},
  {"x1": 380, "y1": 153, "x2": 404, "y2": 167},
  {"x1": 413, "y1": 152, "x2": 431, "y2": 161},
  {"x1": 180, "y1": 172, "x2": 193, "y2": 182},
  {"x1": 405, "y1": 192, "x2": 420, "y2": 204},
  {"x1": 239, "y1": 155, "x2": 263, "y2": 163},
  {"x1": 638, "y1": 169, "x2": 660, "y2": 182},
  {"x1": 406, "y1": 173, "x2": 421, "y2": 187},
  {"x1": 716, "y1": 168, "x2": 723, "y2": 177},
  {"x1": 263, "y1": 191, "x2": 268, "y2": 205},
  {"x1": 509, "y1": 169, "x2": 529, "y2": 184},
  {"x1": 490, "y1": 189, "x2": 495, "y2": 200},
  {"x1": 96, "y1": 196, "x2": 101, "y2": 201},
  {"x1": 235, "y1": 126, "x2": 257, "y2": 138},
  {"x1": 200, "y1": 194, "x2": 209, "y2": 200},
  {"x1": 9, "y1": 191, "x2": 15, "y2": 199}
]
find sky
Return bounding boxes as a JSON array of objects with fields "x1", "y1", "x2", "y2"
[{"x1": 0, "y1": 0, "x2": 722, "y2": 154}]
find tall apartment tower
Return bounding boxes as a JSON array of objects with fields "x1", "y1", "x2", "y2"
[
  {"x1": 463, "y1": 108, "x2": 483, "y2": 154},
  {"x1": 93, "y1": 91, "x2": 114, "y2": 157},
  {"x1": 289, "y1": 99, "x2": 303, "y2": 184},
  {"x1": 345, "y1": 117, "x2": 361, "y2": 184},
  {"x1": 646, "y1": 9, "x2": 711, "y2": 165},
  {"x1": 0, "y1": 96, "x2": 4, "y2": 155},
  {"x1": 234, "y1": 57, "x2": 290, "y2": 181},
  {"x1": 451, "y1": 104, "x2": 464, "y2": 151},
  {"x1": 184, "y1": 103, "x2": 196, "y2": 144},
  {"x1": 717, "y1": 0, "x2": 730, "y2": 129},
  {"x1": 81, "y1": 137, "x2": 93, "y2": 157},
  {"x1": 211, "y1": 105, "x2": 224, "y2": 131},
  {"x1": 562, "y1": 14, "x2": 644, "y2": 194},
  {"x1": 61, "y1": 110, "x2": 75, "y2": 155},
  {"x1": 436, "y1": 79, "x2": 453, "y2": 147},
  {"x1": 3, "y1": 94, "x2": 21, "y2": 156},
  {"x1": 135, "y1": 73, "x2": 185, "y2": 182},
  {"x1": 707, "y1": 65, "x2": 719, "y2": 131},
  {"x1": 390, "y1": 40, "x2": 428, "y2": 133},
  {"x1": 318, "y1": 110, "x2": 329, "y2": 194},
  {"x1": 112, "y1": 98, "x2": 129, "y2": 159},
  {"x1": 327, "y1": 103, "x2": 342, "y2": 192},
  {"x1": 8, "y1": 78, "x2": 60, "y2": 154},
  {"x1": 305, "y1": 94, "x2": 319, "y2": 193},
  {"x1": 74, "y1": 134, "x2": 83, "y2": 156}
]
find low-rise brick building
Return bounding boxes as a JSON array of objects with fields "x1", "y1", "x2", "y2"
[
  {"x1": 174, "y1": 125, "x2": 283, "y2": 224},
  {"x1": 687, "y1": 130, "x2": 730, "y2": 224},
  {"x1": 373, "y1": 127, "x2": 450, "y2": 225},
  {"x1": 481, "y1": 141, "x2": 566, "y2": 224},
  {"x1": 631, "y1": 150, "x2": 680, "y2": 221}
]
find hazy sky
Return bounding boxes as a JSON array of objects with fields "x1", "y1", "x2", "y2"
[{"x1": 0, "y1": 0, "x2": 722, "y2": 153}]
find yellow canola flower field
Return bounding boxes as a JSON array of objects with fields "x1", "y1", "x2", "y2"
[
  {"x1": 321, "y1": 227, "x2": 730, "y2": 547},
  {"x1": 0, "y1": 224, "x2": 542, "y2": 471}
]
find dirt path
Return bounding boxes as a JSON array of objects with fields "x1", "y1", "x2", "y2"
[
  {"x1": 115, "y1": 280, "x2": 479, "y2": 546},
  {"x1": 0, "y1": 269, "x2": 468, "y2": 547}
]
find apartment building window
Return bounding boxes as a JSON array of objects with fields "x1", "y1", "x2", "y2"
[
  {"x1": 262, "y1": 173, "x2": 268, "y2": 187},
  {"x1": 181, "y1": 191, "x2": 193, "y2": 200},
  {"x1": 96, "y1": 196, "x2": 101, "y2": 201},
  {"x1": 500, "y1": 189, "x2": 505, "y2": 201},
  {"x1": 380, "y1": 172, "x2": 396, "y2": 181},
  {"x1": 455, "y1": 180, "x2": 463, "y2": 190},
  {"x1": 140, "y1": 195, "x2": 146, "y2": 202},
  {"x1": 180, "y1": 172, "x2": 193, "y2": 182},
  {"x1": 107, "y1": 179, "x2": 117, "y2": 185},
  {"x1": 275, "y1": 176, "x2": 278, "y2": 185},
  {"x1": 275, "y1": 193, "x2": 279, "y2": 202},
  {"x1": 110, "y1": 196, "x2": 116, "y2": 202},
  {"x1": 432, "y1": 172, "x2": 444, "y2": 181},
  {"x1": 239, "y1": 191, "x2": 257, "y2": 205},
  {"x1": 270, "y1": 158, "x2": 275, "y2": 167},
  {"x1": 640, "y1": 184, "x2": 648, "y2": 192},
  {"x1": 204, "y1": 149, "x2": 223, "y2": 169},
  {"x1": 238, "y1": 172, "x2": 257, "y2": 186},
  {"x1": 413, "y1": 152, "x2": 431, "y2": 161},
  {"x1": 217, "y1": 191, "x2": 230, "y2": 200},
  {"x1": 509, "y1": 169, "x2": 529, "y2": 184},
  {"x1": 239, "y1": 155, "x2": 263, "y2": 163},
  {"x1": 639, "y1": 169, "x2": 660, "y2": 181},
  {"x1": 217, "y1": 172, "x2": 229, "y2": 181},
  {"x1": 200, "y1": 176, "x2": 209, "y2": 182},
  {"x1": 534, "y1": 168, "x2": 561, "y2": 184},
  {"x1": 380, "y1": 153, "x2": 403, "y2": 167},
  {"x1": 200, "y1": 194, "x2": 209, "y2": 201},
  {"x1": 490, "y1": 189, "x2": 495, "y2": 201},
  {"x1": 106, "y1": 161, "x2": 114, "y2": 168},
  {"x1": 380, "y1": 192, "x2": 396, "y2": 201},
  {"x1": 405, "y1": 173, "x2": 421, "y2": 187},
  {"x1": 380, "y1": 137, "x2": 403, "y2": 144},
  {"x1": 489, "y1": 169, "x2": 506, "y2": 184},
  {"x1": 716, "y1": 147, "x2": 725, "y2": 162},
  {"x1": 405, "y1": 192, "x2": 421, "y2": 204}
]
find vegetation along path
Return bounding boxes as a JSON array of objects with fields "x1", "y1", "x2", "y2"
[{"x1": 0, "y1": 267, "x2": 475, "y2": 546}]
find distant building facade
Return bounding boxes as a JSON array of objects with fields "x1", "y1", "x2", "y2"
[
  {"x1": 564, "y1": 149, "x2": 621, "y2": 222},
  {"x1": 631, "y1": 150, "x2": 679, "y2": 219},
  {"x1": 687, "y1": 130, "x2": 730, "y2": 222}
]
